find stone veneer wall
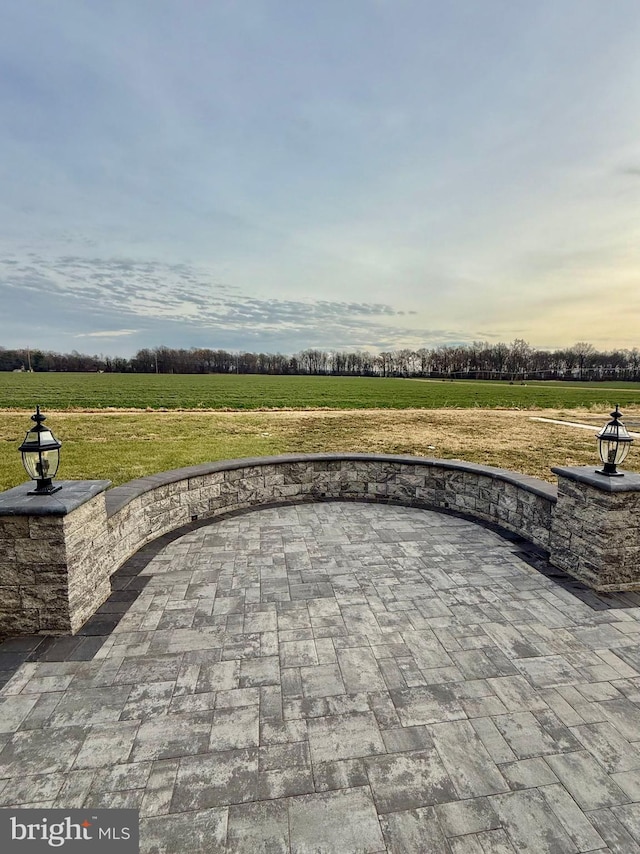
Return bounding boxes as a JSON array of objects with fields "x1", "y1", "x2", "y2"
[
  {"x1": 104, "y1": 454, "x2": 557, "y2": 574},
  {"x1": 0, "y1": 456, "x2": 558, "y2": 636},
  {"x1": 0, "y1": 481, "x2": 112, "y2": 636},
  {"x1": 550, "y1": 467, "x2": 640, "y2": 591}
]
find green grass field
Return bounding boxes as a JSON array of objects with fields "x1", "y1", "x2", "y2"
[{"x1": 1, "y1": 371, "x2": 640, "y2": 411}]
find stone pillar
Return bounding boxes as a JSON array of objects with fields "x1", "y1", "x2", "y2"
[
  {"x1": 0, "y1": 480, "x2": 111, "y2": 636},
  {"x1": 550, "y1": 466, "x2": 640, "y2": 591}
]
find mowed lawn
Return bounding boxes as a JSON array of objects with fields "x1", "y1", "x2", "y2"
[
  {"x1": 2, "y1": 371, "x2": 640, "y2": 410},
  {"x1": 2, "y1": 407, "x2": 639, "y2": 492}
]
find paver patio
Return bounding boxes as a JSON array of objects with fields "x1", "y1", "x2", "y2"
[{"x1": 2, "y1": 501, "x2": 640, "y2": 852}]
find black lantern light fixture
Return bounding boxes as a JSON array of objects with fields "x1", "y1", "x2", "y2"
[
  {"x1": 596, "y1": 404, "x2": 633, "y2": 477},
  {"x1": 18, "y1": 406, "x2": 62, "y2": 494}
]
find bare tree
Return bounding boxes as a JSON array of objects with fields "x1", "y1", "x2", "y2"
[{"x1": 570, "y1": 342, "x2": 596, "y2": 380}]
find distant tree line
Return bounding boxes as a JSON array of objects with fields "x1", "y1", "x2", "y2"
[{"x1": 2, "y1": 340, "x2": 640, "y2": 381}]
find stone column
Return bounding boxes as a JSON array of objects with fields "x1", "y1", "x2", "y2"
[
  {"x1": 0, "y1": 480, "x2": 111, "y2": 636},
  {"x1": 550, "y1": 466, "x2": 640, "y2": 591}
]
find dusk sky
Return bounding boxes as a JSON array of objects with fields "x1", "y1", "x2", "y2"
[{"x1": 2, "y1": 1, "x2": 640, "y2": 357}]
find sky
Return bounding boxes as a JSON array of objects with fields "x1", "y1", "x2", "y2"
[{"x1": 1, "y1": 0, "x2": 640, "y2": 358}]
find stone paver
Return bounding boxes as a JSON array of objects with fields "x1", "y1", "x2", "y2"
[{"x1": 2, "y1": 501, "x2": 640, "y2": 851}]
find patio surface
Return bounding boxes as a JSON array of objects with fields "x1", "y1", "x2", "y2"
[{"x1": 2, "y1": 501, "x2": 640, "y2": 852}]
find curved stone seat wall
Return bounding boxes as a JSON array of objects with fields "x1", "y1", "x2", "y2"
[
  {"x1": 10, "y1": 455, "x2": 640, "y2": 637},
  {"x1": 104, "y1": 454, "x2": 557, "y2": 575}
]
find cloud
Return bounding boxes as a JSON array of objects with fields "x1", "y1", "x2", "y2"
[
  {"x1": 2, "y1": 253, "x2": 397, "y2": 327},
  {"x1": 0, "y1": 251, "x2": 482, "y2": 354},
  {"x1": 75, "y1": 329, "x2": 139, "y2": 338}
]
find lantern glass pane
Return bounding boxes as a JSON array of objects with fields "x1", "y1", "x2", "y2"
[
  {"x1": 599, "y1": 425, "x2": 619, "y2": 441},
  {"x1": 36, "y1": 429, "x2": 55, "y2": 446},
  {"x1": 24, "y1": 427, "x2": 56, "y2": 449},
  {"x1": 22, "y1": 449, "x2": 59, "y2": 480},
  {"x1": 22, "y1": 451, "x2": 40, "y2": 479},
  {"x1": 618, "y1": 423, "x2": 631, "y2": 440},
  {"x1": 38, "y1": 450, "x2": 59, "y2": 478},
  {"x1": 616, "y1": 441, "x2": 631, "y2": 465}
]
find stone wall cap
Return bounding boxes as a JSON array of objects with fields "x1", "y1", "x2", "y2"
[
  {"x1": 551, "y1": 465, "x2": 640, "y2": 493},
  {"x1": 0, "y1": 480, "x2": 111, "y2": 516}
]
